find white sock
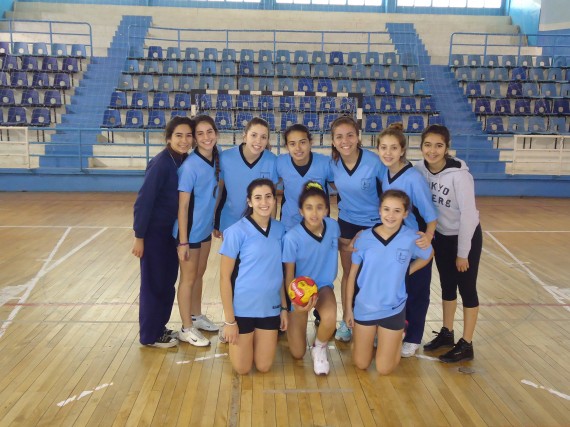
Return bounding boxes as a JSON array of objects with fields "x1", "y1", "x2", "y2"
[{"x1": 314, "y1": 338, "x2": 327, "y2": 348}]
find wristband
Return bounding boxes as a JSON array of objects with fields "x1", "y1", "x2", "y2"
[
  {"x1": 224, "y1": 320, "x2": 237, "y2": 326},
  {"x1": 280, "y1": 306, "x2": 288, "y2": 312},
  {"x1": 177, "y1": 242, "x2": 189, "y2": 247}
]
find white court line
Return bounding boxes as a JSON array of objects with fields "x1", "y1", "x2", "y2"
[
  {"x1": 176, "y1": 353, "x2": 228, "y2": 364},
  {"x1": 415, "y1": 354, "x2": 440, "y2": 362},
  {"x1": 264, "y1": 388, "x2": 353, "y2": 394},
  {"x1": 521, "y1": 379, "x2": 570, "y2": 401},
  {"x1": 56, "y1": 383, "x2": 113, "y2": 407},
  {"x1": 0, "y1": 227, "x2": 108, "y2": 340},
  {"x1": 485, "y1": 231, "x2": 570, "y2": 313}
]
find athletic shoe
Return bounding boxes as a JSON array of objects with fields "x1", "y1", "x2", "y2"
[
  {"x1": 439, "y1": 338, "x2": 474, "y2": 363},
  {"x1": 179, "y1": 327, "x2": 210, "y2": 347},
  {"x1": 423, "y1": 327, "x2": 454, "y2": 351},
  {"x1": 218, "y1": 325, "x2": 227, "y2": 344},
  {"x1": 192, "y1": 314, "x2": 219, "y2": 332},
  {"x1": 147, "y1": 330, "x2": 179, "y2": 348},
  {"x1": 165, "y1": 328, "x2": 178, "y2": 339},
  {"x1": 311, "y1": 344, "x2": 330, "y2": 375},
  {"x1": 401, "y1": 342, "x2": 420, "y2": 358},
  {"x1": 335, "y1": 320, "x2": 352, "y2": 342}
]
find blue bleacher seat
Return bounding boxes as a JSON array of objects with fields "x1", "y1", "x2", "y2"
[
  {"x1": 474, "y1": 67, "x2": 491, "y2": 81},
  {"x1": 13, "y1": 42, "x2": 29, "y2": 56},
  {"x1": 494, "y1": 99, "x2": 512, "y2": 115},
  {"x1": 219, "y1": 77, "x2": 236, "y2": 90},
  {"x1": 110, "y1": 90, "x2": 127, "y2": 108},
  {"x1": 456, "y1": 67, "x2": 473, "y2": 81},
  {"x1": 171, "y1": 110, "x2": 188, "y2": 119},
  {"x1": 336, "y1": 80, "x2": 352, "y2": 92},
  {"x1": 222, "y1": 48, "x2": 236, "y2": 62},
  {"x1": 32, "y1": 72, "x2": 50, "y2": 89},
  {"x1": 329, "y1": 51, "x2": 344, "y2": 65},
  {"x1": 147, "y1": 46, "x2": 163, "y2": 59},
  {"x1": 419, "y1": 97, "x2": 437, "y2": 113},
  {"x1": 276, "y1": 63, "x2": 292, "y2": 77},
  {"x1": 485, "y1": 82, "x2": 501, "y2": 98},
  {"x1": 506, "y1": 82, "x2": 523, "y2": 98},
  {"x1": 131, "y1": 91, "x2": 148, "y2": 109},
  {"x1": 220, "y1": 61, "x2": 236, "y2": 76},
  {"x1": 174, "y1": 93, "x2": 191, "y2": 110},
  {"x1": 44, "y1": 90, "x2": 62, "y2": 108},
  {"x1": 185, "y1": 47, "x2": 199, "y2": 61},
  {"x1": 303, "y1": 113, "x2": 320, "y2": 131},
  {"x1": 561, "y1": 83, "x2": 570, "y2": 98},
  {"x1": 356, "y1": 80, "x2": 372, "y2": 95},
  {"x1": 0, "y1": 41, "x2": 9, "y2": 55},
  {"x1": 394, "y1": 81, "x2": 412, "y2": 96},
  {"x1": 21, "y1": 88, "x2": 41, "y2": 107},
  {"x1": 125, "y1": 110, "x2": 144, "y2": 129},
  {"x1": 388, "y1": 64, "x2": 405, "y2": 80},
  {"x1": 276, "y1": 50, "x2": 291, "y2": 64},
  {"x1": 317, "y1": 78, "x2": 333, "y2": 92},
  {"x1": 299, "y1": 96, "x2": 317, "y2": 112},
  {"x1": 298, "y1": 78, "x2": 314, "y2": 92},
  {"x1": 507, "y1": 116, "x2": 526, "y2": 133},
  {"x1": 501, "y1": 55, "x2": 516, "y2": 67},
  {"x1": 493, "y1": 67, "x2": 509, "y2": 81},
  {"x1": 514, "y1": 99, "x2": 531, "y2": 115},
  {"x1": 41, "y1": 57, "x2": 58, "y2": 72},
  {"x1": 406, "y1": 115, "x2": 424, "y2": 133},
  {"x1": 278, "y1": 77, "x2": 294, "y2": 92},
  {"x1": 383, "y1": 52, "x2": 397, "y2": 66},
  {"x1": 182, "y1": 60, "x2": 198, "y2": 75},
  {"x1": 522, "y1": 82, "x2": 539, "y2": 98},
  {"x1": 31, "y1": 107, "x2": 51, "y2": 127},
  {"x1": 428, "y1": 115, "x2": 445, "y2": 126},
  {"x1": 483, "y1": 55, "x2": 499, "y2": 67},
  {"x1": 548, "y1": 117, "x2": 567, "y2": 133},
  {"x1": 258, "y1": 77, "x2": 274, "y2": 91},
  {"x1": 295, "y1": 63, "x2": 311, "y2": 77},
  {"x1": 374, "y1": 80, "x2": 391, "y2": 96},
  {"x1": 152, "y1": 92, "x2": 170, "y2": 109},
  {"x1": 511, "y1": 67, "x2": 526, "y2": 81},
  {"x1": 517, "y1": 55, "x2": 532, "y2": 67},
  {"x1": 238, "y1": 77, "x2": 254, "y2": 91},
  {"x1": 201, "y1": 60, "x2": 217, "y2": 76},
  {"x1": 203, "y1": 48, "x2": 218, "y2": 61},
  {"x1": 258, "y1": 95, "x2": 274, "y2": 111},
  {"x1": 347, "y1": 52, "x2": 362, "y2": 65},
  {"x1": 313, "y1": 64, "x2": 329, "y2": 78},
  {"x1": 527, "y1": 67, "x2": 544, "y2": 81},
  {"x1": 365, "y1": 52, "x2": 380, "y2": 65},
  {"x1": 294, "y1": 50, "x2": 309, "y2": 64},
  {"x1": 137, "y1": 74, "x2": 154, "y2": 92},
  {"x1": 118, "y1": 74, "x2": 134, "y2": 90},
  {"x1": 350, "y1": 64, "x2": 365, "y2": 80},
  {"x1": 474, "y1": 98, "x2": 492, "y2": 114},
  {"x1": 280, "y1": 112, "x2": 298, "y2": 130},
  {"x1": 333, "y1": 65, "x2": 349, "y2": 79},
  {"x1": 319, "y1": 97, "x2": 338, "y2": 113},
  {"x1": 466, "y1": 54, "x2": 481, "y2": 67},
  {"x1": 323, "y1": 114, "x2": 337, "y2": 132},
  {"x1": 362, "y1": 96, "x2": 377, "y2": 113},
  {"x1": 22, "y1": 56, "x2": 39, "y2": 71},
  {"x1": 553, "y1": 99, "x2": 570, "y2": 115},
  {"x1": 162, "y1": 60, "x2": 178, "y2": 75},
  {"x1": 32, "y1": 42, "x2": 48, "y2": 56},
  {"x1": 407, "y1": 66, "x2": 422, "y2": 81},
  {"x1": 312, "y1": 51, "x2": 326, "y2": 65},
  {"x1": 11, "y1": 71, "x2": 28, "y2": 88},
  {"x1": 386, "y1": 115, "x2": 403, "y2": 127},
  {"x1": 540, "y1": 83, "x2": 558, "y2": 98},
  {"x1": 547, "y1": 67, "x2": 564, "y2": 82},
  {"x1": 259, "y1": 62, "x2": 274, "y2": 77},
  {"x1": 216, "y1": 93, "x2": 233, "y2": 110},
  {"x1": 166, "y1": 47, "x2": 181, "y2": 60},
  {"x1": 178, "y1": 76, "x2": 194, "y2": 91},
  {"x1": 400, "y1": 97, "x2": 417, "y2": 113},
  {"x1": 364, "y1": 115, "x2": 383, "y2": 132},
  {"x1": 70, "y1": 43, "x2": 87, "y2": 58},
  {"x1": 414, "y1": 81, "x2": 429, "y2": 96},
  {"x1": 0, "y1": 88, "x2": 15, "y2": 106},
  {"x1": 553, "y1": 56, "x2": 567, "y2": 68},
  {"x1": 62, "y1": 57, "x2": 79, "y2": 73},
  {"x1": 340, "y1": 97, "x2": 355, "y2": 113},
  {"x1": 129, "y1": 45, "x2": 143, "y2": 59},
  {"x1": 279, "y1": 96, "x2": 296, "y2": 112},
  {"x1": 2, "y1": 55, "x2": 18, "y2": 71},
  {"x1": 260, "y1": 112, "x2": 276, "y2": 131},
  {"x1": 236, "y1": 94, "x2": 254, "y2": 110},
  {"x1": 199, "y1": 76, "x2": 215, "y2": 90},
  {"x1": 258, "y1": 49, "x2": 273, "y2": 63},
  {"x1": 380, "y1": 97, "x2": 397, "y2": 113},
  {"x1": 486, "y1": 116, "x2": 505, "y2": 133},
  {"x1": 369, "y1": 64, "x2": 384, "y2": 80},
  {"x1": 157, "y1": 75, "x2": 174, "y2": 92},
  {"x1": 534, "y1": 99, "x2": 551, "y2": 115},
  {"x1": 466, "y1": 82, "x2": 482, "y2": 97},
  {"x1": 528, "y1": 117, "x2": 546, "y2": 133},
  {"x1": 199, "y1": 94, "x2": 213, "y2": 110},
  {"x1": 449, "y1": 54, "x2": 464, "y2": 67},
  {"x1": 238, "y1": 61, "x2": 254, "y2": 77},
  {"x1": 147, "y1": 110, "x2": 166, "y2": 129},
  {"x1": 102, "y1": 109, "x2": 122, "y2": 128}
]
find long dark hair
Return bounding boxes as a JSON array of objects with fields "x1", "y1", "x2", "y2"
[
  {"x1": 242, "y1": 178, "x2": 276, "y2": 217},
  {"x1": 283, "y1": 123, "x2": 312, "y2": 147},
  {"x1": 192, "y1": 115, "x2": 221, "y2": 191},
  {"x1": 421, "y1": 124, "x2": 452, "y2": 159},
  {"x1": 165, "y1": 116, "x2": 194, "y2": 143},
  {"x1": 330, "y1": 115, "x2": 361, "y2": 164}
]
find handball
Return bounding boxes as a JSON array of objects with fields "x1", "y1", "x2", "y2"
[{"x1": 288, "y1": 276, "x2": 318, "y2": 307}]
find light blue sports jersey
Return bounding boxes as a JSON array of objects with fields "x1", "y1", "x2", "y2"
[
  {"x1": 219, "y1": 216, "x2": 285, "y2": 318},
  {"x1": 330, "y1": 148, "x2": 386, "y2": 227},
  {"x1": 282, "y1": 217, "x2": 340, "y2": 290},
  {"x1": 351, "y1": 225, "x2": 432, "y2": 321},
  {"x1": 277, "y1": 152, "x2": 332, "y2": 231},
  {"x1": 217, "y1": 145, "x2": 278, "y2": 232},
  {"x1": 173, "y1": 150, "x2": 217, "y2": 243},
  {"x1": 381, "y1": 163, "x2": 438, "y2": 232}
]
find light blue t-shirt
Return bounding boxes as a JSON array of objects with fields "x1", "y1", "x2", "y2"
[
  {"x1": 219, "y1": 216, "x2": 285, "y2": 318},
  {"x1": 330, "y1": 148, "x2": 386, "y2": 227},
  {"x1": 277, "y1": 152, "x2": 332, "y2": 231},
  {"x1": 351, "y1": 225, "x2": 432, "y2": 321},
  {"x1": 282, "y1": 217, "x2": 340, "y2": 290},
  {"x1": 217, "y1": 145, "x2": 278, "y2": 232}
]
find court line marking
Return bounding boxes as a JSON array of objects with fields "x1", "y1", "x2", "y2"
[
  {"x1": 485, "y1": 231, "x2": 570, "y2": 313},
  {"x1": 176, "y1": 353, "x2": 228, "y2": 364},
  {"x1": 521, "y1": 379, "x2": 570, "y2": 401},
  {"x1": 415, "y1": 354, "x2": 440, "y2": 362},
  {"x1": 264, "y1": 388, "x2": 353, "y2": 394},
  {"x1": 56, "y1": 383, "x2": 114, "y2": 407},
  {"x1": 0, "y1": 227, "x2": 108, "y2": 340}
]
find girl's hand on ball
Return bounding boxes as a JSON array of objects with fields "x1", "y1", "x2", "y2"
[{"x1": 291, "y1": 295, "x2": 318, "y2": 312}]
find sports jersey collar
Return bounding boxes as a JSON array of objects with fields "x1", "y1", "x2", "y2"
[
  {"x1": 340, "y1": 148, "x2": 363, "y2": 176},
  {"x1": 246, "y1": 215, "x2": 271, "y2": 237},
  {"x1": 194, "y1": 148, "x2": 215, "y2": 167},
  {"x1": 301, "y1": 219, "x2": 326, "y2": 243},
  {"x1": 291, "y1": 152, "x2": 313, "y2": 177},
  {"x1": 387, "y1": 162, "x2": 413, "y2": 184},
  {"x1": 239, "y1": 144, "x2": 263, "y2": 169},
  {"x1": 372, "y1": 223, "x2": 403, "y2": 246}
]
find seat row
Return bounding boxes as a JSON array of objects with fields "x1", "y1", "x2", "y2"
[
  {"x1": 1, "y1": 56, "x2": 82, "y2": 73},
  {"x1": 0, "y1": 41, "x2": 87, "y2": 58},
  {"x1": 485, "y1": 115, "x2": 568, "y2": 134},
  {"x1": 0, "y1": 88, "x2": 64, "y2": 108},
  {"x1": 124, "y1": 59, "x2": 423, "y2": 81},
  {"x1": 0, "y1": 71, "x2": 73, "y2": 90},
  {"x1": 0, "y1": 106, "x2": 53, "y2": 127},
  {"x1": 464, "y1": 81, "x2": 570, "y2": 99},
  {"x1": 455, "y1": 66, "x2": 568, "y2": 83},
  {"x1": 116, "y1": 74, "x2": 428, "y2": 97},
  {"x1": 450, "y1": 53, "x2": 567, "y2": 69},
  {"x1": 472, "y1": 98, "x2": 570, "y2": 116},
  {"x1": 133, "y1": 46, "x2": 417, "y2": 67}
]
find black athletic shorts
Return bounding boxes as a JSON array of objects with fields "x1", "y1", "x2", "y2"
[
  {"x1": 235, "y1": 315, "x2": 281, "y2": 334},
  {"x1": 354, "y1": 305, "x2": 406, "y2": 331}
]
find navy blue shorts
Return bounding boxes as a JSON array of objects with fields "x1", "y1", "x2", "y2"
[
  {"x1": 338, "y1": 218, "x2": 369, "y2": 240},
  {"x1": 235, "y1": 315, "x2": 281, "y2": 334},
  {"x1": 354, "y1": 305, "x2": 406, "y2": 331},
  {"x1": 189, "y1": 234, "x2": 212, "y2": 249}
]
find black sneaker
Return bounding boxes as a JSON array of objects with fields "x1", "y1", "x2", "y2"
[
  {"x1": 423, "y1": 327, "x2": 454, "y2": 351},
  {"x1": 439, "y1": 338, "x2": 474, "y2": 363},
  {"x1": 164, "y1": 328, "x2": 178, "y2": 339},
  {"x1": 148, "y1": 330, "x2": 179, "y2": 348}
]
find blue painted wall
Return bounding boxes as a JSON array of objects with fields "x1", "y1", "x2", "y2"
[
  {"x1": 506, "y1": 0, "x2": 541, "y2": 44},
  {"x1": 0, "y1": 0, "x2": 14, "y2": 18}
]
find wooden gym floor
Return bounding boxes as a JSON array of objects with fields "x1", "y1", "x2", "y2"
[{"x1": 0, "y1": 193, "x2": 569, "y2": 426}]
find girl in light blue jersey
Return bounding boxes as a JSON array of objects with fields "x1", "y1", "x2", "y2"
[
  {"x1": 345, "y1": 190, "x2": 433, "y2": 375},
  {"x1": 282, "y1": 181, "x2": 340, "y2": 375},
  {"x1": 220, "y1": 179, "x2": 288, "y2": 374},
  {"x1": 277, "y1": 124, "x2": 332, "y2": 231},
  {"x1": 176, "y1": 115, "x2": 221, "y2": 346},
  {"x1": 329, "y1": 115, "x2": 386, "y2": 343}
]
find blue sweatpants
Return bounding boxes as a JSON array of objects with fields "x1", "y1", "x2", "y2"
[{"x1": 404, "y1": 259, "x2": 433, "y2": 344}]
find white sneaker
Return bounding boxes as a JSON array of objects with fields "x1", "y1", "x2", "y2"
[
  {"x1": 179, "y1": 327, "x2": 210, "y2": 347},
  {"x1": 192, "y1": 314, "x2": 219, "y2": 332},
  {"x1": 401, "y1": 342, "x2": 420, "y2": 358},
  {"x1": 310, "y1": 344, "x2": 330, "y2": 375}
]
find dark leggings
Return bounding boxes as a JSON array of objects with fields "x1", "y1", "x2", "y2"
[{"x1": 432, "y1": 224, "x2": 482, "y2": 308}]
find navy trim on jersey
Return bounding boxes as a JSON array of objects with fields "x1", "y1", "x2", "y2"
[
  {"x1": 372, "y1": 224, "x2": 402, "y2": 246},
  {"x1": 215, "y1": 186, "x2": 227, "y2": 230},
  {"x1": 341, "y1": 148, "x2": 362, "y2": 177},
  {"x1": 246, "y1": 215, "x2": 271, "y2": 237},
  {"x1": 301, "y1": 219, "x2": 326, "y2": 243},
  {"x1": 387, "y1": 162, "x2": 413, "y2": 185},
  {"x1": 240, "y1": 144, "x2": 263, "y2": 169},
  {"x1": 292, "y1": 152, "x2": 312, "y2": 177},
  {"x1": 185, "y1": 190, "x2": 195, "y2": 239}
]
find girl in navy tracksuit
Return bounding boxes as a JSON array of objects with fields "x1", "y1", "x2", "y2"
[
  {"x1": 132, "y1": 116, "x2": 194, "y2": 348},
  {"x1": 415, "y1": 124, "x2": 482, "y2": 363},
  {"x1": 376, "y1": 123, "x2": 438, "y2": 358}
]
